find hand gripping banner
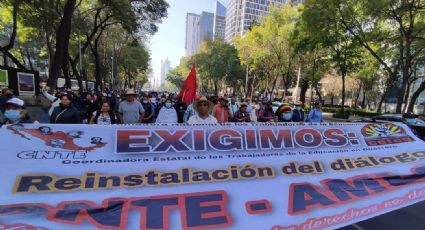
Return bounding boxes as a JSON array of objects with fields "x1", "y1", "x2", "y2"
[{"x1": 0, "y1": 122, "x2": 425, "y2": 230}]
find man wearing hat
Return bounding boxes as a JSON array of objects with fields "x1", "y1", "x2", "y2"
[
  {"x1": 118, "y1": 89, "x2": 145, "y2": 124},
  {"x1": 292, "y1": 101, "x2": 305, "y2": 122},
  {"x1": 187, "y1": 96, "x2": 218, "y2": 125},
  {"x1": 1, "y1": 98, "x2": 32, "y2": 126}
]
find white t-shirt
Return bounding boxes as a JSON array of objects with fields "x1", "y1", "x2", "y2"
[
  {"x1": 156, "y1": 107, "x2": 178, "y2": 123},
  {"x1": 187, "y1": 115, "x2": 218, "y2": 125}
]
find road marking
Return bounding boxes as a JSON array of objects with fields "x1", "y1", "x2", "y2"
[{"x1": 351, "y1": 223, "x2": 365, "y2": 230}]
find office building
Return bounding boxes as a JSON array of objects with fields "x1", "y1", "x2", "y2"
[
  {"x1": 213, "y1": 1, "x2": 227, "y2": 40},
  {"x1": 185, "y1": 11, "x2": 215, "y2": 56},
  {"x1": 225, "y1": 0, "x2": 301, "y2": 43},
  {"x1": 185, "y1": 13, "x2": 201, "y2": 56},
  {"x1": 160, "y1": 58, "x2": 171, "y2": 85}
]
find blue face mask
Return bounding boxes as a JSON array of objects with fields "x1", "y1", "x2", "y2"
[
  {"x1": 406, "y1": 119, "x2": 416, "y2": 125},
  {"x1": 4, "y1": 109, "x2": 21, "y2": 121},
  {"x1": 281, "y1": 113, "x2": 292, "y2": 121}
]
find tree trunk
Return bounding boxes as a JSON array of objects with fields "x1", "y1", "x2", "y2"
[
  {"x1": 402, "y1": 80, "x2": 412, "y2": 113},
  {"x1": 47, "y1": 0, "x2": 77, "y2": 89},
  {"x1": 341, "y1": 73, "x2": 346, "y2": 113},
  {"x1": 62, "y1": 46, "x2": 71, "y2": 89},
  {"x1": 331, "y1": 96, "x2": 334, "y2": 106},
  {"x1": 25, "y1": 49, "x2": 34, "y2": 70},
  {"x1": 361, "y1": 83, "x2": 366, "y2": 109},
  {"x1": 300, "y1": 79, "x2": 309, "y2": 104},
  {"x1": 407, "y1": 80, "x2": 425, "y2": 112},
  {"x1": 354, "y1": 84, "x2": 361, "y2": 109},
  {"x1": 91, "y1": 26, "x2": 106, "y2": 93},
  {"x1": 0, "y1": 0, "x2": 25, "y2": 69},
  {"x1": 69, "y1": 56, "x2": 84, "y2": 90},
  {"x1": 377, "y1": 91, "x2": 388, "y2": 113}
]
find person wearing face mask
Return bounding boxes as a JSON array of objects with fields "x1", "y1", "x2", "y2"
[
  {"x1": 403, "y1": 112, "x2": 417, "y2": 126},
  {"x1": 275, "y1": 105, "x2": 293, "y2": 122},
  {"x1": 156, "y1": 99, "x2": 178, "y2": 123},
  {"x1": 306, "y1": 101, "x2": 323, "y2": 122},
  {"x1": 403, "y1": 112, "x2": 423, "y2": 139},
  {"x1": 173, "y1": 97, "x2": 187, "y2": 123},
  {"x1": 50, "y1": 94, "x2": 82, "y2": 124},
  {"x1": 292, "y1": 101, "x2": 305, "y2": 122},
  {"x1": 141, "y1": 95, "x2": 155, "y2": 123},
  {"x1": 1, "y1": 98, "x2": 32, "y2": 126}
]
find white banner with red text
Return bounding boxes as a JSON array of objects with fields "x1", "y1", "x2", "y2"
[{"x1": 1, "y1": 122, "x2": 425, "y2": 230}]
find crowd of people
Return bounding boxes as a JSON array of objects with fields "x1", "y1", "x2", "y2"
[{"x1": 0, "y1": 87, "x2": 324, "y2": 126}]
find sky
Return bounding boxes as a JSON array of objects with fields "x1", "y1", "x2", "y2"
[{"x1": 149, "y1": 0, "x2": 226, "y2": 87}]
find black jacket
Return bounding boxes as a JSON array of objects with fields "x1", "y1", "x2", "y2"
[
  {"x1": 292, "y1": 109, "x2": 305, "y2": 122},
  {"x1": 50, "y1": 105, "x2": 82, "y2": 124}
]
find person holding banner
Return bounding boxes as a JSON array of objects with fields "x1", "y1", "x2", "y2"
[
  {"x1": 257, "y1": 101, "x2": 275, "y2": 122},
  {"x1": 233, "y1": 104, "x2": 251, "y2": 122},
  {"x1": 118, "y1": 89, "x2": 145, "y2": 124},
  {"x1": 187, "y1": 96, "x2": 218, "y2": 124},
  {"x1": 275, "y1": 105, "x2": 293, "y2": 122},
  {"x1": 89, "y1": 102, "x2": 117, "y2": 125},
  {"x1": 306, "y1": 101, "x2": 323, "y2": 122},
  {"x1": 292, "y1": 101, "x2": 305, "y2": 122},
  {"x1": 1, "y1": 98, "x2": 32, "y2": 126},
  {"x1": 156, "y1": 99, "x2": 178, "y2": 123},
  {"x1": 212, "y1": 97, "x2": 231, "y2": 123},
  {"x1": 50, "y1": 94, "x2": 82, "y2": 124}
]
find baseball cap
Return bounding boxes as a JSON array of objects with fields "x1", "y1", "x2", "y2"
[{"x1": 5, "y1": 98, "x2": 25, "y2": 108}]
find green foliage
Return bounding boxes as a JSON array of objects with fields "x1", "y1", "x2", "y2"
[
  {"x1": 0, "y1": 0, "x2": 168, "y2": 90},
  {"x1": 234, "y1": 4, "x2": 303, "y2": 97},
  {"x1": 194, "y1": 39, "x2": 243, "y2": 95},
  {"x1": 119, "y1": 40, "x2": 150, "y2": 88},
  {"x1": 166, "y1": 56, "x2": 193, "y2": 89}
]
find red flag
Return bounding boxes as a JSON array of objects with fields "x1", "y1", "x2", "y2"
[{"x1": 178, "y1": 64, "x2": 197, "y2": 104}]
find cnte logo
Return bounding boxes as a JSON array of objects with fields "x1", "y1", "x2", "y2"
[{"x1": 17, "y1": 151, "x2": 87, "y2": 160}]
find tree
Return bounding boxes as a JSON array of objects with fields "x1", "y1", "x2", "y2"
[
  {"x1": 303, "y1": 0, "x2": 363, "y2": 113},
  {"x1": 0, "y1": 0, "x2": 26, "y2": 69},
  {"x1": 118, "y1": 40, "x2": 150, "y2": 89},
  {"x1": 194, "y1": 39, "x2": 243, "y2": 95},
  {"x1": 305, "y1": 0, "x2": 425, "y2": 113},
  {"x1": 235, "y1": 4, "x2": 302, "y2": 98},
  {"x1": 1, "y1": 0, "x2": 168, "y2": 90},
  {"x1": 166, "y1": 56, "x2": 193, "y2": 89}
]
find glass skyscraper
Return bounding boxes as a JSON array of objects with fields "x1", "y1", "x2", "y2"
[{"x1": 225, "y1": 0, "x2": 299, "y2": 43}]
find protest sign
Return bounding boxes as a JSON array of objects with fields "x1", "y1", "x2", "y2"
[{"x1": 1, "y1": 122, "x2": 425, "y2": 229}]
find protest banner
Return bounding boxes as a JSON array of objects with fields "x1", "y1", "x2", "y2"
[{"x1": 1, "y1": 122, "x2": 425, "y2": 230}]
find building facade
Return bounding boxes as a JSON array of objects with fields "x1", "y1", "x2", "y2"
[
  {"x1": 185, "y1": 11, "x2": 215, "y2": 56},
  {"x1": 214, "y1": 1, "x2": 227, "y2": 40},
  {"x1": 160, "y1": 58, "x2": 171, "y2": 85},
  {"x1": 225, "y1": 0, "x2": 301, "y2": 43},
  {"x1": 185, "y1": 13, "x2": 201, "y2": 56}
]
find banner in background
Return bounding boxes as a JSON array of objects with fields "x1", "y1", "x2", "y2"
[{"x1": 1, "y1": 122, "x2": 425, "y2": 230}]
